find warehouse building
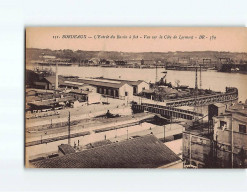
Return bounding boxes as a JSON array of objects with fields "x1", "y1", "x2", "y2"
[
  {"x1": 65, "y1": 78, "x2": 133, "y2": 100},
  {"x1": 94, "y1": 77, "x2": 150, "y2": 94}
]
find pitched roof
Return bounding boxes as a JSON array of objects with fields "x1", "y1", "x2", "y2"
[
  {"x1": 58, "y1": 144, "x2": 76, "y2": 155},
  {"x1": 44, "y1": 76, "x2": 65, "y2": 85},
  {"x1": 94, "y1": 77, "x2": 146, "y2": 86},
  {"x1": 69, "y1": 89, "x2": 91, "y2": 95},
  {"x1": 31, "y1": 135, "x2": 181, "y2": 168},
  {"x1": 75, "y1": 78, "x2": 128, "y2": 89}
]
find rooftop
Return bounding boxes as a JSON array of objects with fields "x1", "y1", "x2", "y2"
[
  {"x1": 69, "y1": 89, "x2": 91, "y2": 95},
  {"x1": 31, "y1": 135, "x2": 181, "y2": 168},
  {"x1": 142, "y1": 89, "x2": 155, "y2": 94},
  {"x1": 58, "y1": 144, "x2": 76, "y2": 155},
  {"x1": 73, "y1": 78, "x2": 128, "y2": 89},
  {"x1": 226, "y1": 102, "x2": 247, "y2": 116},
  {"x1": 94, "y1": 77, "x2": 145, "y2": 86},
  {"x1": 28, "y1": 96, "x2": 75, "y2": 107},
  {"x1": 84, "y1": 139, "x2": 112, "y2": 149},
  {"x1": 44, "y1": 75, "x2": 65, "y2": 85},
  {"x1": 213, "y1": 103, "x2": 226, "y2": 108},
  {"x1": 64, "y1": 81, "x2": 85, "y2": 86}
]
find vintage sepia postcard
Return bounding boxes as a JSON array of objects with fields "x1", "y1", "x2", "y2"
[{"x1": 25, "y1": 27, "x2": 247, "y2": 168}]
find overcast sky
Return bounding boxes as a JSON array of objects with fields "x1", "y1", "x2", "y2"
[{"x1": 26, "y1": 27, "x2": 247, "y2": 53}]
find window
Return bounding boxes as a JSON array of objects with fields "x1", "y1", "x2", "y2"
[
  {"x1": 142, "y1": 87, "x2": 145, "y2": 91},
  {"x1": 133, "y1": 87, "x2": 137, "y2": 94},
  {"x1": 220, "y1": 121, "x2": 227, "y2": 130},
  {"x1": 239, "y1": 124, "x2": 246, "y2": 133},
  {"x1": 125, "y1": 92, "x2": 128, "y2": 96}
]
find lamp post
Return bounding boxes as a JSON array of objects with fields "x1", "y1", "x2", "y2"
[
  {"x1": 68, "y1": 111, "x2": 71, "y2": 145},
  {"x1": 163, "y1": 125, "x2": 166, "y2": 143}
]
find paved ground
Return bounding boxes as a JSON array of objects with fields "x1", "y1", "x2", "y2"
[
  {"x1": 26, "y1": 112, "x2": 154, "y2": 143},
  {"x1": 26, "y1": 97, "x2": 129, "y2": 128}
]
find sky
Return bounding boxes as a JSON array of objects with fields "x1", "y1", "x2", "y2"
[{"x1": 26, "y1": 27, "x2": 247, "y2": 53}]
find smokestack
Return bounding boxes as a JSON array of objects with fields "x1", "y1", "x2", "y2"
[{"x1": 55, "y1": 62, "x2": 58, "y2": 90}]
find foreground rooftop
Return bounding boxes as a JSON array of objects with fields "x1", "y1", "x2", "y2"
[{"x1": 31, "y1": 135, "x2": 181, "y2": 168}]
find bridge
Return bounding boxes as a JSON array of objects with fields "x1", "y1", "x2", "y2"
[
  {"x1": 132, "y1": 87, "x2": 238, "y2": 120},
  {"x1": 165, "y1": 87, "x2": 238, "y2": 107},
  {"x1": 132, "y1": 102, "x2": 203, "y2": 120}
]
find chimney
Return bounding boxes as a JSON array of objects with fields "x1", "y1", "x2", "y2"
[{"x1": 55, "y1": 62, "x2": 58, "y2": 90}]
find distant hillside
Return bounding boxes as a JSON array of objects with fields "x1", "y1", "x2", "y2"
[{"x1": 26, "y1": 48, "x2": 247, "y2": 64}]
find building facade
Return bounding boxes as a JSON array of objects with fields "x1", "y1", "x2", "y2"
[
  {"x1": 67, "y1": 78, "x2": 134, "y2": 100},
  {"x1": 93, "y1": 77, "x2": 150, "y2": 95},
  {"x1": 212, "y1": 103, "x2": 247, "y2": 168},
  {"x1": 183, "y1": 102, "x2": 247, "y2": 168}
]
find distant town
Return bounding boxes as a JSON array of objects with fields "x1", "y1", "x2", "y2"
[
  {"x1": 25, "y1": 48, "x2": 247, "y2": 168},
  {"x1": 26, "y1": 48, "x2": 247, "y2": 73}
]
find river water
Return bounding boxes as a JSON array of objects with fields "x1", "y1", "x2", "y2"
[{"x1": 51, "y1": 66, "x2": 247, "y2": 102}]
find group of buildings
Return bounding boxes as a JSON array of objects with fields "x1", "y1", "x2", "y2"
[
  {"x1": 25, "y1": 64, "x2": 247, "y2": 168},
  {"x1": 79, "y1": 58, "x2": 164, "y2": 67},
  {"x1": 25, "y1": 68, "x2": 150, "y2": 112},
  {"x1": 28, "y1": 98, "x2": 247, "y2": 168},
  {"x1": 183, "y1": 101, "x2": 247, "y2": 168}
]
